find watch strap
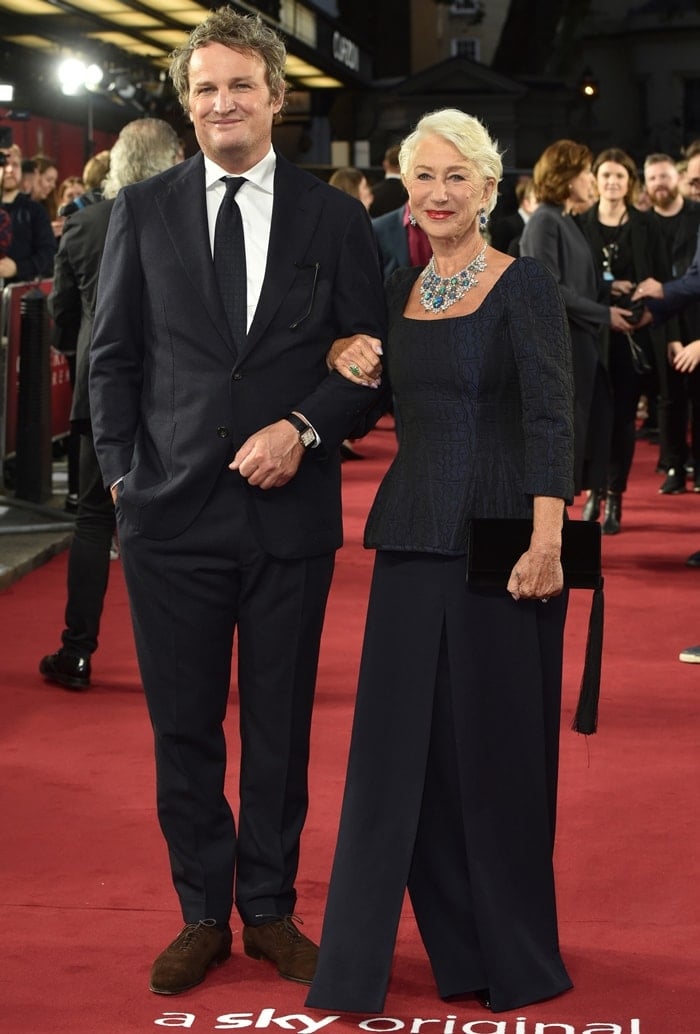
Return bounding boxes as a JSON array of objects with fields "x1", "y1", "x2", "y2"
[{"x1": 284, "y1": 413, "x2": 315, "y2": 447}]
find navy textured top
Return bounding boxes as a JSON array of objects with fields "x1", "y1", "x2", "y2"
[{"x1": 365, "y1": 257, "x2": 575, "y2": 554}]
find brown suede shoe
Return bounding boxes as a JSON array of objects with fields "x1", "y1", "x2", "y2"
[
  {"x1": 242, "y1": 915, "x2": 318, "y2": 984},
  {"x1": 150, "y1": 920, "x2": 232, "y2": 994}
]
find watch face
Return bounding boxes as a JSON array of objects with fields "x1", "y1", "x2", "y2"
[{"x1": 300, "y1": 427, "x2": 315, "y2": 447}]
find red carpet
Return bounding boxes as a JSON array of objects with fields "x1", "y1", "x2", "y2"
[{"x1": 1, "y1": 417, "x2": 698, "y2": 1033}]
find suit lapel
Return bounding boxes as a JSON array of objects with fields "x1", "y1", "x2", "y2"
[
  {"x1": 240, "y1": 155, "x2": 323, "y2": 361},
  {"x1": 154, "y1": 153, "x2": 234, "y2": 355}
]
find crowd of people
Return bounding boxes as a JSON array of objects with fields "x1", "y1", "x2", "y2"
[{"x1": 1, "y1": 4, "x2": 698, "y2": 1018}]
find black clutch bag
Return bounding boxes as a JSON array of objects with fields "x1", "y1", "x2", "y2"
[
  {"x1": 466, "y1": 518, "x2": 604, "y2": 735},
  {"x1": 466, "y1": 517, "x2": 602, "y2": 590},
  {"x1": 615, "y1": 290, "x2": 645, "y2": 326}
]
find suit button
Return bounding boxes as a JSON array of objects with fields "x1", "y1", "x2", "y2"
[
  {"x1": 232, "y1": 372, "x2": 243, "y2": 381},
  {"x1": 217, "y1": 426, "x2": 229, "y2": 438}
]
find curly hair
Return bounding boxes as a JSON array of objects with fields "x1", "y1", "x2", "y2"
[
  {"x1": 169, "y1": 8, "x2": 287, "y2": 116},
  {"x1": 532, "y1": 140, "x2": 593, "y2": 205}
]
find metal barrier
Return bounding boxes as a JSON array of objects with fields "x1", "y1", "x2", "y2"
[{"x1": 0, "y1": 278, "x2": 72, "y2": 500}]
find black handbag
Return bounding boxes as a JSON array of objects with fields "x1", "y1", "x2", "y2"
[
  {"x1": 466, "y1": 518, "x2": 601, "y2": 590},
  {"x1": 615, "y1": 290, "x2": 645, "y2": 326},
  {"x1": 466, "y1": 518, "x2": 604, "y2": 735},
  {"x1": 614, "y1": 292, "x2": 652, "y2": 375}
]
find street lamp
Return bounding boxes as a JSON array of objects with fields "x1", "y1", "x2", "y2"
[
  {"x1": 579, "y1": 68, "x2": 600, "y2": 101},
  {"x1": 57, "y1": 58, "x2": 104, "y2": 160}
]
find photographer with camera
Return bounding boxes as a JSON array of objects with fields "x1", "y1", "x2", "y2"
[
  {"x1": 0, "y1": 137, "x2": 56, "y2": 284},
  {"x1": 576, "y1": 147, "x2": 677, "y2": 534}
]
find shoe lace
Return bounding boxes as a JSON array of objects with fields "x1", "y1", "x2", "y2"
[
  {"x1": 175, "y1": 919, "x2": 218, "y2": 953},
  {"x1": 281, "y1": 914, "x2": 305, "y2": 941},
  {"x1": 254, "y1": 913, "x2": 305, "y2": 942}
]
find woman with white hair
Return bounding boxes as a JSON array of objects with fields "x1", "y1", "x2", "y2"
[{"x1": 306, "y1": 108, "x2": 575, "y2": 1014}]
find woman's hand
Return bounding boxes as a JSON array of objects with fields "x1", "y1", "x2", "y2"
[
  {"x1": 611, "y1": 279, "x2": 635, "y2": 298},
  {"x1": 610, "y1": 306, "x2": 635, "y2": 332},
  {"x1": 507, "y1": 496, "x2": 564, "y2": 602},
  {"x1": 327, "y1": 334, "x2": 383, "y2": 387},
  {"x1": 507, "y1": 549, "x2": 564, "y2": 602},
  {"x1": 673, "y1": 339, "x2": 700, "y2": 373},
  {"x1": 668, "y1": 340, "x2": 684, "y2": 363}
]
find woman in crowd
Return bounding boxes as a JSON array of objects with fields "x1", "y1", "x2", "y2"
[
  {"x1": 53, "y1": 176, "x2": 85, "y2": 237},
  {"x1": 577, "y1": 148, "x2": 676, "y2": 532},
  {"x1": 57, "y1": 175, "x2": 84, "y2": 208},
  {"x1": 306, "y1": 108, "x2": 576, "y2": 1015},
  {"x1": 519, "y1": 140, "x2": 634, "y2": 511},
  {"x1": 328, "y1": 165, "x2": 373, "y2": 210},
  {"x1": 31, "y1": 154, "x2": 59, "y2": 219}
]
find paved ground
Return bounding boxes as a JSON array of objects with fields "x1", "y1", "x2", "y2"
[{"x1": 0, "y1": 459, "x2": 75, "y2": 590}]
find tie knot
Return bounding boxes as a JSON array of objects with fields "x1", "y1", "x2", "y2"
[{"x1": 222, "y1": 176, "x2": 246, "y2": 198}]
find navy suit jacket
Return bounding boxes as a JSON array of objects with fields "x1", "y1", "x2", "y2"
[
  {"x1": 372, "y1": 206, "x2": 410, "y2": 279},
  {"x1": 369, "y1": 176, "x2": 407, "y2": 218},
  {"x1": 89, "y1": 151, "x2": 386, "y2": 557}
]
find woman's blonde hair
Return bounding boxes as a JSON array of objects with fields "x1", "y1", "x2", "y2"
[{"x1": 398, "y1": 108, "x2": 503, "y2": 215}]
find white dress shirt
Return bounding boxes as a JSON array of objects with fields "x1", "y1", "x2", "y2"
[
  {"x1": 204, "y1": 146, "x2": 319, "y2": 447},
  {"x1": 204, "y1": 146, "x2": 276, "y2": 334}
]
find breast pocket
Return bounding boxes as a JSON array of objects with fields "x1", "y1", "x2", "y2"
[{"x1": 289, "y1": 261, "x2": 320, "y2": 329}]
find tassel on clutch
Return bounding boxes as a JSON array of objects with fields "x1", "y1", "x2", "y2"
[{"x1": 466, "y1": 518, "x2": 603, "y2": 735}]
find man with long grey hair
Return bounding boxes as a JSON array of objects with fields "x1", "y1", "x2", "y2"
[{"x1": 40, "y1": 118, "x2": 180, "y2": 691}]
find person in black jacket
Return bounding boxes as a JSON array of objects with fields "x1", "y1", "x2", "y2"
[
  {"x1": 369, "y1": 144, "x2": 408, "y2": 217},
  {"x1": 89, "y1": 8, "x2": 386, "y2": 998},
  {"x1": 519, "y1": 140, "x2": 634, "y2": 505},
  {"x1": 0, "y1": 143, "x2": 56, "y2": 283},
  {"x1": 307, "y1": 107, "x2": 575, "y2": 1017},
  {"x1": 39, "y1": 119, "x2": 181, "y2": 691},
  {"x1": 577, "y1": 147, "x2": 677, "y2": 532},
  {"x1": 634, "y1": 175, "x2": 700, "y2": 575},
  {"x1": 489, "y1": 176, "x2": 538, "y2": 255},
  {"x1": 642, "y1": 152, "x2": 700, "y2": 492}
]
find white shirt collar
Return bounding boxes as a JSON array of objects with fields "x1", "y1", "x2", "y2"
[{"x1": 204, "y1": 146, "x2": 276, "y2": 193}]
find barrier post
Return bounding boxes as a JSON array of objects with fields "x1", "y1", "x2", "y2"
[{"x1": 15, "y1": 286, "x2": 52, "y2": 503}]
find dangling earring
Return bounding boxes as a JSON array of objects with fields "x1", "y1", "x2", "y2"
[
  {"x1": 479, "y1": 208, "x2": 488, "y2": 232},
  {"x1": 408, "y1": 212, "x2": 417, "y2": 227}
]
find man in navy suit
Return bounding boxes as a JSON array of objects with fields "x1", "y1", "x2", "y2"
[
  {"x1": 90, "y1": 8, "x2": 386, "y2": 996},
  {"x1": 369, "y1": 144, "x2": 407, "y2": 218},
  {"x1": 373, "y1": 201, "x2": 432, "y2": 279},
  {"x1": 635, "y1": 203, "x2": 700, "y2": 596}
]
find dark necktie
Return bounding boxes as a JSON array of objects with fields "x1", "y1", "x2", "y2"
[{"x1": 214, "y1": 176, "x2": 247, "y2": 348}]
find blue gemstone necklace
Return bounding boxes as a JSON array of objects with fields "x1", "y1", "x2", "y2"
[{"x1": 419, "y1": 243, "x2": 488, "y2": 313}]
